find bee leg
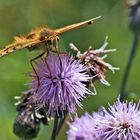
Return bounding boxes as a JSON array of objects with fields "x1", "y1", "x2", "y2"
[{"x1": 30, "y1": 52, "x2": 46, "y2": 93}]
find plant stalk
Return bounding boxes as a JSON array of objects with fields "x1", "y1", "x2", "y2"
[{"x1": 120, "y1": 34, "x2": 139, "y2": 101}]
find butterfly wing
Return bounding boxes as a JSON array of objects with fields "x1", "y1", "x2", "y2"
[{"x1": 0, "y1": 36, "x2": 40, "y2": 58}]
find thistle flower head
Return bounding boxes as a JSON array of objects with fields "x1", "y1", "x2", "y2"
[
  {"x1": 95, "y1": 98, "x2": 140, "y2": 140},
  {"x1": 67, "y1": 113, "x2": 99, "y2": 140},
  {"x1": 67, "y1": 98, "x2": 140, "y2": 140},
  {"x1": 70, "y1": 37, "x2": 119, "y2": 87},
  {"x1": 29, "y1": 52, "x2": 94, "y2": 118}
]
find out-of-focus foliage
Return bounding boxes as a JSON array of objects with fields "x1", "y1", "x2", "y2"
[{"x1": 0, "y1": 0, "x2": 139, "y2": 140}]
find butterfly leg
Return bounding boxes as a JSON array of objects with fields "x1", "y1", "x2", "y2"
[
  {"x1": 52, "y1": 40, "x2": 65, "y2": 73},
  {"x1": 30, "y1": 52, "x2": 46, "y2": 93}
]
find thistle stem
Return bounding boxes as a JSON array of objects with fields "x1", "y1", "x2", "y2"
[
  {"x1": 56, "y1": 114, "x2": 68, "y2": 136},
  {"x1": 50, "y1": 118, "x2": 59, "y2": 140},
  {"x1": 120, "y1": 34, "x2": 139, "y2": 101}
]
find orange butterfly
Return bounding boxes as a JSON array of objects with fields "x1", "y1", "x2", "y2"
[{"x1": 0, "y1": 16, "x2": 101, "y2": 58}]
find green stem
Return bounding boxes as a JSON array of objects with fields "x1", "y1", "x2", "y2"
[
  {"x1": 120, "y1": 34, "x2": 139, "y2": 101},
  {"x1": 56, "y1": 113, "x2": 68, "y2": 136},
  {"x1": 50, "y1": 118, "x2": 59, "y2": 140}
]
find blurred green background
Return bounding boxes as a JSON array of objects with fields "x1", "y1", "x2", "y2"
[{"x1": 0, "y1": 0, "x2": 140, "y2": 140}]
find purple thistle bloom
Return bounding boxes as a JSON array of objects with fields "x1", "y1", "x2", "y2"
[
  {"x1": 94, "y1": 98, "x2": 140, "y2": 140},
  {"x1": 67, "y1": 113, "x2": 99, "y2": 140},
  {"x1": 29, "y1": 53, "x2": 94, "y2": 118},
  {"x1": 67, "y1": 98, "x2": 140, "y2": 140}
]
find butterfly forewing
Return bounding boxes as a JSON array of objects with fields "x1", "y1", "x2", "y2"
[{"x1": 0, "y1": 37, "x2": 40, "y2": 58}]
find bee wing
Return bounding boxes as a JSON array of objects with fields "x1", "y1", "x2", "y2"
[{"x1": 0, "y1": 36, "x2": 39, "y2": 58}]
